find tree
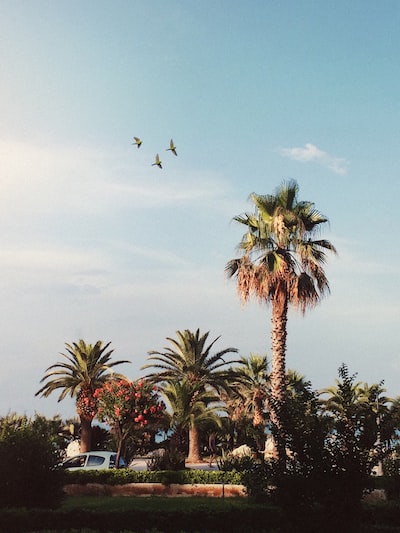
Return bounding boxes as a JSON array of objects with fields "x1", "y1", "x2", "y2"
[
  {"x1": 142, "y1": 329, "x2": 238, "y2": 462},
  {"x1": 284, "y1": 370, "x2": 328, "y2": 469},
  {"x1": 229, "y1": 354, "x2": 269, "y2": 451},
  {"x1": 321, "y1": 364, "x2": 391, "y2": 475},
  {"x1": 36, "y1": 339, "x2": 129, "y2": 452},
  {"x1": 94, "y1": 378, "x2": 165, "y2": 466},
  {"x1": 161, "y1": 379, "x2": 223, "y2": 462},
  {"x1": 226, "y1": 180, "x2": 336, "y2": 466}
]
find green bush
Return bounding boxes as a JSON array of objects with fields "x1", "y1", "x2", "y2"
[
  {"x1": 241, "y1": 461, "x2": 274, "y2": 502},
  {"x1": 217, "y1": 450, "x2": 257, "y2": 473},
  {"x1": 0, "y1": 425, "x2": 65, "y2": 508},
  {"x1": 146, "y1": 448, "x2": 186, "y2": 471}
]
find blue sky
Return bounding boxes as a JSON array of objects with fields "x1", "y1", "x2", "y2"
[{"x1": 1, "y1": 1, "x2": 399, "y2": 419}]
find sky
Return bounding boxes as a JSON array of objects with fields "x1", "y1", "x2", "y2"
[{"x1": 0, "y1": 0, "x2": 399, "y2": 420}]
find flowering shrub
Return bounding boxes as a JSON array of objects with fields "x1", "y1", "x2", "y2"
[{"x1": 94, "y1": 379, "x2": 165, "y2": 460}]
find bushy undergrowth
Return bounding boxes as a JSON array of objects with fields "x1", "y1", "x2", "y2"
[{"x1": 0, "y1": 426, "x2": 65, "y2": 509}]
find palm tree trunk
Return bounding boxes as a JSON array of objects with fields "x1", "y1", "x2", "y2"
[
  {"x1": 187, "y1": 425, "x2": 202, "y2": 463},
  {"x1": 115, "y1": 422, "x2": 124, "y2": 469},
  {"x1": 253, "y1": 396, "x2": 264, "y2": 427},
  {"x1": 269, "y1": 295, "x2": 288, "y2": 469},
  {"x1": 79, "y1": 415, "x2": 92, "y2": 452},
  {"x1": 253, "y1": 398, "x2": 266, "y2": 453}
]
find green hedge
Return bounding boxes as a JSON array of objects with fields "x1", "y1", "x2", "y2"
[
  {"x1": 64, "y1": 468, "x2": 243, "y2": 486},
  {"x1": 2, "y1": 502, "x2": 400, "y2": 533}
]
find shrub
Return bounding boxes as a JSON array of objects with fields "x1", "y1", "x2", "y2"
[
  {"x1": 0, "y1": 425, "x2": 65, "y2": 508},
  {"x1": 217, "y1": 450, "x2": 257, "y2": 472},
  {"x1": 146, "y1": 448, "x2": 186, "y2": 471},
  {"x1": 241, "y1": 461, "x2": 274, "y2": 502}
]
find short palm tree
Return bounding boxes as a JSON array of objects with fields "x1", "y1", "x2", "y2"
[
  {"x1": 161, "y1": 379, "x2": 223, "y2": 462},
  {"x1": 226, "y1": 180, "x2": 336, "y2": 466},
  {"x1": 232, "y1": 354, "x2": 269, "y2": 428},
  {"x1": 228, "y1": 354, "x2": 270, "y2": 451},
  {"x1": 36, "y1": 340, "x2": 129, "y2": 452},
  {"x1": 142, "y1": 329, "x2": 238, "y2": 462}
]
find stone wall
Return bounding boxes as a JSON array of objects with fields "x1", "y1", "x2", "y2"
[{"x1": 64, "y1": 482, "x2": 247, "y2": 498}]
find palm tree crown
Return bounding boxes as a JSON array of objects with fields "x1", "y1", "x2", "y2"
[
  {"x1": 162, "y1": 379, "x2": 223, "y2": 434},
  {"x1": 36, "y1": 340, "x2": 129, "y2": 451},
  {"x1": 226, "y1": 179, "x2": 336, "y2": 312},
  {"x1": 143, "y1": 328, "x2": 238, "y2": 392}
]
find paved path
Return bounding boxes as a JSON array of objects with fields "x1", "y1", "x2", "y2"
[{"x1": 129, "y1": 457, "x2": 216, "y2": 471}]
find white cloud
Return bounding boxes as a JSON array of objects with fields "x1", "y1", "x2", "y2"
[{"x1": 278, "y1": 143, "x2": 348, "y2": 175}]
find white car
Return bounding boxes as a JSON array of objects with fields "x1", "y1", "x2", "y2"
[{"x1": 61, "y1": 451, "x2": 126, "y2": 470}]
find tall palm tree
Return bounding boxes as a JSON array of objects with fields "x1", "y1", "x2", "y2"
[
  {"x1": 161, "y1": 379, "x2": 223, "y2": 462},
  {"x1": 142, "y1": 329, "x2": 238, "y2": 462},
  {"x1": 36, "y1": 340, "x2": 129, "y2": 452},
  {"x1": 226, "y1": 180, "x2": 336, "y2": 466}
]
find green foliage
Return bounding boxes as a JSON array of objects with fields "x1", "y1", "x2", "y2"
[
  {"x1": 64, "y1": 467, "x2": 241, "y2": 486},
  {"x1": 143, "y1": 329, "x2": 238, "y2": 389},
  {"x1": 0, "y1": 423, "x2": 65, "y2": 508},
  {"x1": 0, "y1": 412, "x2": 67, "y2": 455},
  {"x1": 91, "y1": 424, "x2": 114, "y2": 451},
  {"x1": 241, "y1": 461, "x2": 274, "y2": 502},
  {"x1": 383, "y1": 455, "x2": 400, "y2": 477},
  {"x1": 260, "y1": 364, "x2": 387, "y2": 529},
  {"x1": 143, "y1": 329, "x2": 239, "y2": 462},
  {"x1": 36, "y1": 340, "x2": 129, "y2": 406},
  {"x1": 217, "y1": 450, "x2": 257, "y2": 473},
  {"x1": 161, "y1": 379, "x2": 224, "y2": 449},
  {"x1": 95, "y1": 380, "x2": 165, "y2": 430}
]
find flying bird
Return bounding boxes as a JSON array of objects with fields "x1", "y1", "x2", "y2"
[
  {"x1": 166, "y1": 138, "x2": 177, "y2": 156},
  {"x1": 152, "y1": 154, "x2": 162, "y2": 169},
  {"x1": 132, "y1": 136, "x2": 142, "y2": 148}
]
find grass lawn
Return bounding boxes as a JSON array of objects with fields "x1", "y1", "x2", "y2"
[
  {"x1": 3, "y1": 495, "x2": 400, "y2": 533},
  {"x1": 61, "y1": 494, "x2": 255, "y2": 513},
  {"x1": 10, "y1": 495, "x2": 282, "y2": 533}
]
